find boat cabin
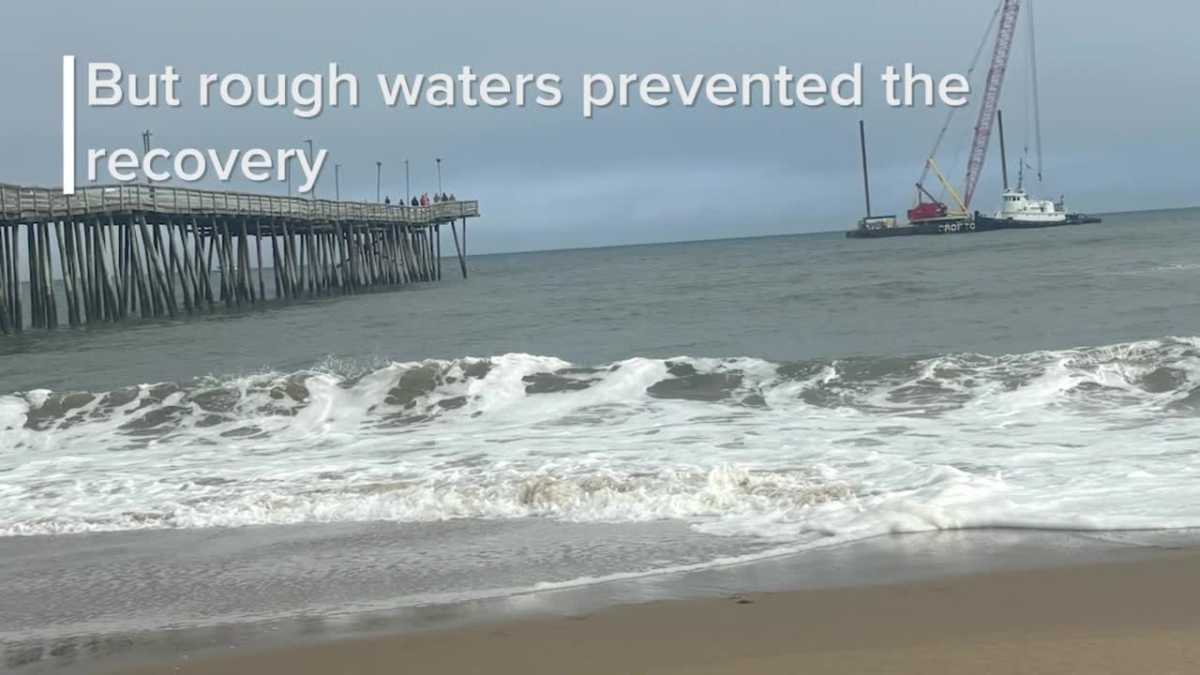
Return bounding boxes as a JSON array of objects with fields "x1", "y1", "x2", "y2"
[{"x1": 995, "y1": 189, "x2": 1066, "y2": 223}]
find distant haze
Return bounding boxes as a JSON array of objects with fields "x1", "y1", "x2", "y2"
[{"x1": 4, "y1": 0, "x2": 1197, "y2": 253}]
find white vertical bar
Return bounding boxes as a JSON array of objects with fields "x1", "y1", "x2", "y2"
[{"x1": 62, "y1": 55, "x2": 76, "y2": 195}]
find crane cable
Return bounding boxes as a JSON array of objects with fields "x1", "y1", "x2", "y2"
[
  {"x1": 1028, "y1": 0, "x2": 1044, "y2": 185},
  {"x1": 1021, "y1": 0, "x2": 1031, "y2": 188}
]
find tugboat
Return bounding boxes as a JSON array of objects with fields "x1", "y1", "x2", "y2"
[
  {"x1": 973, "y1": 189, "x2": 1101, "y2": 230},
  {"x1": 973, "y1": 112, "x2": 1101, "y2": 229}
]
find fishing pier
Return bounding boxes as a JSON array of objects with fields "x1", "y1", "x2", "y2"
[{"x1": 0, "y1": 184, "x2": 479, "y2": 334}]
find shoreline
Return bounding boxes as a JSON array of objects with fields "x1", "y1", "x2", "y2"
[
  {"x1": 6, "y1": 526, "x2": 1197, "y2": 674},
  {"x1": 109, "y1": 536, "x2": 1200, "y2": 675}
]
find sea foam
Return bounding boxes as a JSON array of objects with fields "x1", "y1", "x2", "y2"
[{"x1": 2, "y1": 338, "x2": 1198, "y2": 542}]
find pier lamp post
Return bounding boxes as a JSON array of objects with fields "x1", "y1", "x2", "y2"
[
  {"x1": 405, "y1": 160, "x2": 411, "y2": 203},
  {"x1": 305, "y1": 139, "x2": 316, "y2": 199},
  {"x1": 376, "y1": 161, "x2": 382, "y2": 203},
  {"x1": 334, "y1": 164, "x2": 341, "y2": 201},
  {"x1": 436, "y1": 158, "x2": 443, "y2": 195},
  {"x1": 141, "y1": 130, "x2": 153, "y2": 184}
]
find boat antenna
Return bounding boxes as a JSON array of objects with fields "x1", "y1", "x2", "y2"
[
  {"x1": 1027, "y1": 0, "x2": 1044, "y2": 185},
  {"x1": 859, "y1": 120, "x2": 872, "y2": 217},
  {"x1": 997, "y1": 109, "x2": 1010, "y2": 190}
]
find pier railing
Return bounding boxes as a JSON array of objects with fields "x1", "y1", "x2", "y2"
[{"x1": 0, "y1": 183, "x2": 479, "y2": 225}]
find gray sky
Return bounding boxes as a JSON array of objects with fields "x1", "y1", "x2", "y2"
[{"x1": 3, "y1": 0, "x2": 1197, "y2": 254}]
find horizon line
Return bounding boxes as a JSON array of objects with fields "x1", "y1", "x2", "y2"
[{"x1": 473, "y1": 203, "x2": 1200, "y2": 257}]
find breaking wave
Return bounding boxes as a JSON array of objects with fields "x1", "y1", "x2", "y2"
[{"x1": 2, "y1": 337, "x2": 1199, "y2": 541}]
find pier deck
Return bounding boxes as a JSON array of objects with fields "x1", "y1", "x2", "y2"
[{"x1": 0, "y1": 184, "x2": 480, "y2": 334}]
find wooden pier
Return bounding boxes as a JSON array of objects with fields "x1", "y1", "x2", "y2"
[{"x1": 0, "y1": 184, "x2": 479, "y2": 334}]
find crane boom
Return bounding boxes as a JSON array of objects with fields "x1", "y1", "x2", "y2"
[{"x1": 962, "y1": 0, "x2": 1021, "y2": 210}]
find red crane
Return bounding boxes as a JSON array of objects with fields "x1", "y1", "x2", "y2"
[
  {"x1": 962, "y1": 0, "x2": 1021, "y2": 210},
  {"x1": 908, "y1": 0, "x2": 1021, "y2": 223}
]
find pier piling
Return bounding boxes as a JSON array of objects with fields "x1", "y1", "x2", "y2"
[{"x1": 0, "y1": 184, "x2": 480, "y2": 334}]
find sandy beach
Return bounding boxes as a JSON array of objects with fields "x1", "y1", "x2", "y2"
[{"x1": 111, "y1": 548, "x2": 1200, "y2": 675}]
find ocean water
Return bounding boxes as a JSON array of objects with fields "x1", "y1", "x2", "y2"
[{"x1": 2, "y1": 208, "x2": 1200, "y2": 646}]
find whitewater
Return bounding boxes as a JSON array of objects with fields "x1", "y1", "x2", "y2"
[{"x1": 3, "y1": 337, "x2": 1198, "y2": 549}]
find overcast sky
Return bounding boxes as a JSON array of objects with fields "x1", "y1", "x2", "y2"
[{"x1": 3, "y1": 0, "x2": 1197, "y2": 254}]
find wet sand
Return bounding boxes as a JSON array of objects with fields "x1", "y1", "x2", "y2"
[{"x1": 114, "y1": 547, "x2": 1200, "y2": 675}]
